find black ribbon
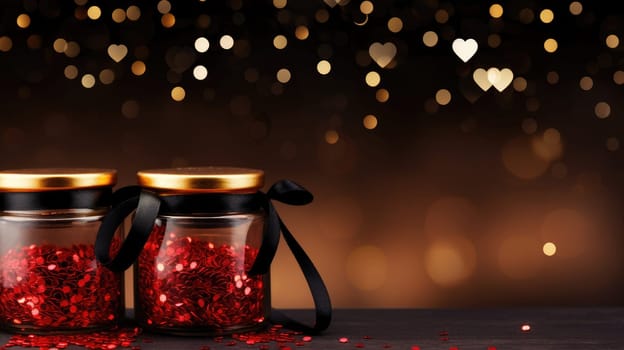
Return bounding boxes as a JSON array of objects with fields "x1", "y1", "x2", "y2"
[
  {"x1": 0, "y1": 188, "x2": 112, "y2": 211},
  {"x1": 95, "y1": 180, "x2": 331, "y2": 334}
]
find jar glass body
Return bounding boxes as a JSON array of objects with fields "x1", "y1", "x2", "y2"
[
  {"x1": 134, "y1": 210, "x2": 269, "y2": 335},
  {"x1": 0, "y1": 209, "x2": 124, "y2": 334}
]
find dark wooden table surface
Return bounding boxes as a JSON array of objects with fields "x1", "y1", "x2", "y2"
[{"x1": 1, "y1": 309, "x2": 622, "y2": 349}]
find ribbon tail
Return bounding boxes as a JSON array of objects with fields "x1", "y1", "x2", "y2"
[{"x1": 270, "y1": 218, "x2": 332, "y2": 334}]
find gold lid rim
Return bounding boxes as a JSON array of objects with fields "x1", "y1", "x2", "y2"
[
  {"x1": 137, "y1": 167, "x2": 264, "y2": 192},
  {"x1": 0, "y1": 168, "x2": 117, "y2": 191}
]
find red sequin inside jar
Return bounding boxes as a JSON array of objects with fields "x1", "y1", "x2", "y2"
[
  {"x1": 0, "y1": 244, "x2": 122, "y2": 332},
  {"x1": 136, "y1": 224, "x2": 266, "y2": 333}
]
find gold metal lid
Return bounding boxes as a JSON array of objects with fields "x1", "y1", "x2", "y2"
[
  {"x1": 137, "y1": 167, "x2": 264, "y2": 192},
  {"x1": 0, "y1": 168, "x2": 117, "y2": 191}
]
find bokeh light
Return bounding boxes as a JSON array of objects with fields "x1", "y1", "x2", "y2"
[
  {"x1": 423, "y1": 31, "x2": 439, "y2": 47},
  {"x1": 81, "y1": 74, "x2": 96, "y2": 89},
  {"x1": 569, "y1": 1, "x2": 583, "y2": 15},
  {"x1": 171, "y1": 86, "x2": 186, "y2": 101},
  {"x1": 273, "y1": 35, "x2": 287, "y2": 49},
  {"x1": 594, "y1": 102, "x2": 611, "y2": 119},
  {"x1": 375, "y1": 89, "x2": 389, "y2": 103},
  {"x1": 606, "y1": 34, "x2": 620, "y2": 49},
  {"x1": 489, "y1": 4, "x2": 503, "y2": 18},
  {"x1": 539, "y1": 9, "x2": 554, "y2": 23},
  {"x1": 365, "y1": 71, "x2": 381, "y2": 87},
  {"x1": 276, "y1": 68, "x2": 291, "y2": 83},
  {"x1": 435, "y1": 89, "x2": 451, "y2": 105},
  {"x1": 87, "y1": 6, "x2": 101, "y2": 20},
  {"x1": 387, "y1": 17, "x2": 403, "y2": 33},
  {"x1": 363, "y1": 115, "x2": 378, "y2": 130},
  {"x1": 220, "y1": 35, "x2": 234, "y2": 50},
  {"x1": 317, "y1": 60, "x2": 331, "y2": 75},
  {"x1": 544, "y1": 38, "x2": 558, "y2": 53},
  {"x1": 542, "y1": 242, "x2": 557, "y2": 256}
]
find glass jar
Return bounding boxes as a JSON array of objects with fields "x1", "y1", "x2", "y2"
[
  {"x1": 133, "y1": 167, "x2": 269, "y2": 335},
  {"x1": 0, "y1": 169, "x2": 123, "y2": 334}
]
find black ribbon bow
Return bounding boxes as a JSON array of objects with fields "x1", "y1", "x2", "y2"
[{"x1": 95, "y1": 180, "x2": 331, "y2": 334}]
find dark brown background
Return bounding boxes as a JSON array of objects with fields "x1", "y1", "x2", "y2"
[{"x1": 1, "y1": 0, "x2": 623, "y2": 307}]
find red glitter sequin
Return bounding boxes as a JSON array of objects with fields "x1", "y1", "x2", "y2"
[
  {"x1": 2, "y1": 327, "x2": 141, "y2": 350},
  {"x1": 136, "y1": 224, "x2": 266, "y2": 333},
  {"x1": 411, "y1": 346, "x2": 421, "y2": 350},
  {"x1": 0, "y1": 243, "x2": 121, "y2": 332},
  {"x1": 338, "y1": 337, "x2": 349, "y2": 343}
]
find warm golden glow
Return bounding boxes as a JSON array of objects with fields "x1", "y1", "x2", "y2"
[
  {"x1": 498, "y1": 234, "x2": 542, "y2": 279},
  {"x1": 112, "y1": 8, "x2": 126, "y2": 23},
  {"x1": 546, "y1": 71, "x2": 559, "y2": 84},
  {"x1": 489, "y1": 4, "x2": 503, "y2": 18},
  {"x1": 273, "y1": 0, "x2": 287, "y2": 9},
  {"x1": 595, "y1": 102, "x2": 611, "y2": 119},
  {"x1": 579, "y1": 76, "x2": 593, "y2": 90},
  {"x1": 363, "y1": 114, "x2": 378, "y2": 130},
  {"x1": 502, "y1": 137, "x2": 550, "y2": 179},
  {"x1": 387, "y1": 17, "x2": 403, "y2": 33},
  {"x1": 569, "y1": 1, "x2": 583, "y2": 15},
  {"x1": 606, "y1": 34, "x2": 619, "y2": 49},
  {"x1": 606, "y1": 137, "x2": 620, "y2": 151},
  {"x1": 315, "y1": 9, "x2": 330, "y2": 23},
  {"x1": 131, "y1": 61, "x2": 146, "y2": 76},
  {"x1": 543, "y1": 128, "x2": 560, "y2": 145},
  {"x1": 360, "y1": 1, "x2": 373, "y2": 15},
  {"x1": 614, "y1": 71, "x2": 624, "y2": 85},
  {"x1": 65, "y1": 42, "x2": 80, "y2": 58},
  {"x1": 16, "y1": 14, "x2": 30, "y2": 28},
  {"x1": 121, "y1": 100, "x2": 140, "y2": 119},
  {"x1": 422, "y1": 31, "x2": 438, "y2": 47},
  {"x1": 81, "y1": 74, "x2": 96, "y2": 89},
  {"x1": 220, "y1": 35, "x2": 234, "y2": 50},
  {"x1": 513, "y1": 77, "x2": 527, "y2": 92},
  {"x1": 365, "y1": 71, "x2": 381, "y2": 87},
  {"x1": 522, "y1": 118, "x2": 538, "y2": 134},
  {"x1": 273, "y1": 35, "x2": 287, "y2": 49},
  {"x1": 0, "y1": 36, "x2": 12, "y2": 52},
  {"x1": 544, "y1": 38, "x2": 558, "y2": 53},
  {"x1": 325, "y1": 130, "x2": 339, "y2": 144},
  {"x1": 539, "y1": 9, "x2": 554, "y2": 23},
  {"x1": 424, "y1": 237, "x2": 476, "y2": 287},
  {"x1": 87, "y1": 6, "x2": 101, "y2": 20},
  {"x1": 295, "y1": 26, "x2": 309, "y2": 40},
  {"x1": 532, "y1": 129, "x2": 563, "y2": 161},
  {"x1": 171, "y1": 86, "x2": 186, "y2": 102},
  {"x1": 488, "y1": 34, "x2": 501, "y2": 48},
  {"x1": 99, "y1": 69, "x2": 115, "y2": 85},
  {"x1": 435, "y1": 89, "x2": 451, "y2": 106},
  {"x1": 276, "y1": 68, "x2": 291, "y2": 83},
  {"x1": 317, "y1": 60, "x2": 331, "y2": 75},
  {"x1": 53, "y1": 38, "x2": 67, "y2": 53},
  {"x1": 376, "y1": 88, "x2": 389, "y2": 103},
  {"x1": 519, "y1": 8, "x2": 534, "y2": 24},
  {"x1": 193, "y1": 65, "x2": 208, "y2": 80},
  {"x1": 435, "y1": 9, "x2": 449, "y2": 24},
  {"x1": 157, "y1": 0, "x2": 172, "y2": 14},
  {"x1": 346, "y1": 245, "x2": 387, "y2": 291},
  {"x1": 161, "y1": 13, "x2": 175, "y2": 28},
  {"x1": 64, "y1": 65, "x2": 78, "y2": 80},
  {"x1": 126, "y1": 6, "x2": 141, "y2": 21}
]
